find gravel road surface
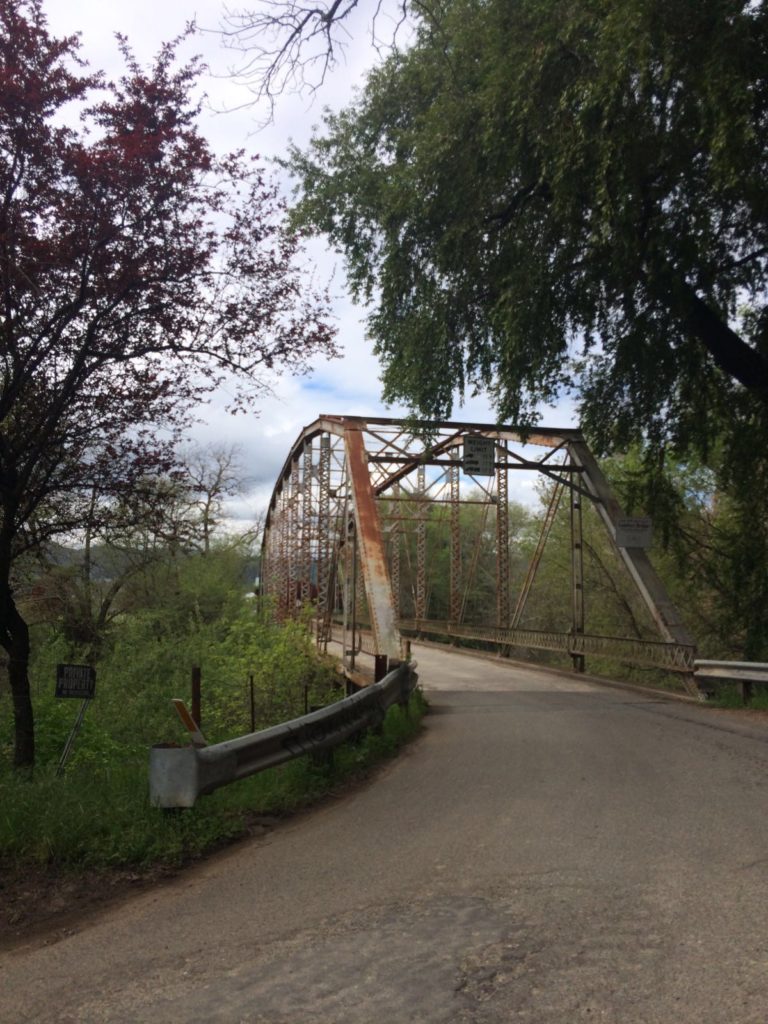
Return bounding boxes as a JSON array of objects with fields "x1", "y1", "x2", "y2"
[{"x1": 3, "y1": 645, "x2": 768, "y2": 1022}]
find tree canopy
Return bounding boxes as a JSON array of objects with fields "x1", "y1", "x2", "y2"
[
  {"x1": 285, "y1": 0, "x2": 768, "y2": 458},
  {"x1": 0, "y1": 0, "x2": 336, "y2": 767}
]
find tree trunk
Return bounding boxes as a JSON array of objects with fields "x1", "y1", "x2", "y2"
[
  {"x1": 650, "y1": 269, "x2": 768, "y2": 402},
  {"x1": 0, "y1": 580, "x2": 34, "y2": 769}
]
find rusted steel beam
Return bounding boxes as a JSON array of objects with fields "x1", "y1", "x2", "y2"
[
  {"x1": 372, "y1": 432, "x2": 463, "y2": 497},
  {"x1": 496, "y1": 446, "x2": 510, "y2": 629},
  {"x1": 450, "y1": 456, "x2": 461, "y2": 625},
  {"x1": 265, "y1": 415, "x2": 584, "y2": 532},
  {"x1": 512, "y1": 480, "x2": 564, "y2": 628},
  {"x1": 288, "y1": 459, "x2": 300, "y2": 613},
  {"x1": 568, "y1": 440, "x2": 695, "y2": 649},
  {"x1": 301, "y1": 440, "x2": 312, "y2": 606},
  {"x1": 416, "y1": 463, "x2": 427, "y2": 623},
  {"x1": 344, "y1": 428, "x2": 401, "y2": 660},
  {"x1": 322, "y1": 414, "x2": 583, "y2": 447},
  {"x1": 391, "y1": 482, "x2": 401, "y2": 620},
  {"x1": 368, "y1": 455, "x2": 585, "y2": 471},
  {"x1": 342, "y1": 516, "x2": 356, "y2": 673},
  {"x1": 570, "y1": 477, "x2": 585, "y2": 673},
  {"x1": 316, "y1": 434, "x2": 332, "y2": 648}
]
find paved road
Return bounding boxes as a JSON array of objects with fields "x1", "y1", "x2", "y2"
[{"x1": 3, "y1": 646, "x2": 768, "y2": 1022}]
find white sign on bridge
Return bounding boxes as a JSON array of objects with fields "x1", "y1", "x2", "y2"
[
  {"x1": 462, "y1": 436, "x2": 496, "y2": 476},
  {"x1": 615, "y1": 516, "x2": 653, "y2": 548}
]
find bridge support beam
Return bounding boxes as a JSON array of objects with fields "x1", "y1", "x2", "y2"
[
  {"x1": 416, "y1": 463, "x2": 427, "y2": 624},
  {"x1": 568, "y1": 439, "x2": 696, "y2": 691},
  {"x1": 496, "y1": 444, "x2": 510, "y2": 630},
  {"x1": 449, "y1": 457, "x2": 461, "y2": 626},
  {"x1": 344, "y1": 428, "x2": 401, "y2": 661},
  {"x1": 570, "y1": 474, "x2": 585, "y2": 673}
]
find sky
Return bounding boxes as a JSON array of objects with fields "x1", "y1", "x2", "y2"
[{"x1": 47, "y1": 0, "x2": 577, "y2": 523}]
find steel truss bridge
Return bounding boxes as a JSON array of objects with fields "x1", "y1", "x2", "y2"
[{"x1": 261, "y1": 416, "x2": 696, "y2": 690}]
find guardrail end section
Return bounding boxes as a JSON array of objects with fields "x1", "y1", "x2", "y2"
[{"x1": 149, "y1": 745, "x2": 200, "y2": 809}]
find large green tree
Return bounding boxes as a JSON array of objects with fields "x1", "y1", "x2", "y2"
[{"x1": 285, "y1": 0, "x2": 768, "y2": 456}]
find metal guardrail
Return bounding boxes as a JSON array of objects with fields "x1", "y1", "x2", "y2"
[
  {"x1": 694, "y1": 660, "x2": 768, "y2": 702},
  {"x1": 149, "y1": 661, "x2": 418, "y2": 809}
]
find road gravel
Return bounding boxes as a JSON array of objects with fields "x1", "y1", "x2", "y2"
[{"x1": 3, "y1": 645, "x2": 768, "y2": 1022}]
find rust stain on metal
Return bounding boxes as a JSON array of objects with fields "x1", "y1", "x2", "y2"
[{"x1": 344, "y1": 428, "x2": 401, "y2": 660}]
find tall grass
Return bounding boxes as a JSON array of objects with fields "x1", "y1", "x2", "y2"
[
  {"x1": 711, "y1": 682, "x2": 768, "y2": 710},
  {"x1": 0, "y1": 694, "x2": 425, "y2": 870},
  {"x1": 1, "y1": 573, "x2": 426, "y2": 872}
]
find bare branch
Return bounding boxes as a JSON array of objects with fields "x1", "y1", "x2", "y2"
[{"x1": 217, "y1": 0, "x2": 411, "y2": 120}]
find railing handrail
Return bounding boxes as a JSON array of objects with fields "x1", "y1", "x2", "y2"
[{"x1": 694, "y1": 659, "x2": 768, "y2": 673}]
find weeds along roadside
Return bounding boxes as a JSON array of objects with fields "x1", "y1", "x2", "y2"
[
  {"x1": 0, "y1": 693, "x2": 426, "y2": 872},
  {"x1": 0, "y1": 592, "x2": 426, "y2": 872}
]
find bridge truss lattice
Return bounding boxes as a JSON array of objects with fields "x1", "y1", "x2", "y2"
[{"x1": 260, "y1": 416, "x2": 696, "y2": 688}]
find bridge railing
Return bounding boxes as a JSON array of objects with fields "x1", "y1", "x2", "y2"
[
  {"x1": 398, "y1": 620, "x2": 696, "y2": 673},
  {"x1": 328, "y1": 616, "x2": 696, "y2": 674},
  {"x1": 149, "y1": 661, "x2": 418, "y2": 809}
]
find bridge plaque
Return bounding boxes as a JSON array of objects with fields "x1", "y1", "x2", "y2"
[
  {"x1": 462, "y1": 436, "x2": 495, "y2": 476},
  {"x1": 615, "y1": 517, "x2": 653, "y2": 548}
]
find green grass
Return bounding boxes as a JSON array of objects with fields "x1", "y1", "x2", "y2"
[
  {"x1": 0, "y1": 691, "x2": 426, "y2": 871},
  {"x1": 710, "y1": 683, "x2": 768, "y2": 710}
]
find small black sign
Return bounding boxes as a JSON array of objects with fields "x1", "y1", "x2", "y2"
[{"x1": 55, "y1": 664, "x2": 96, "y2": 699}]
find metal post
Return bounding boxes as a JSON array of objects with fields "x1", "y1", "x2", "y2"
[
  {"x1": 416, "y1": 463, "x2": 426, "y2": 624},
  {"x1": 317, "y1": 435, "x2": 331, "y2": 649},
  {"x1": 570, "y1": 475, "x2": 585, "y2": 673},
  {"x1": 512, "y1": 480, "x2": 564, "y2": 628},
  {"x1": 249, "y1": 673, "x2": 255, "y2": 733},
  {"x1": 56, "y1": 698, "x2": 91, "y2": 777},
  {"x1": 341, "y1": 515, "x2": 351, "y2": 672},
  {"x1": 391, "y1": 481, "x2": 401, "y2": 621},
  {"x1": 275, "y1": 487, "x2": 289, "y2": 621},
  {"x1": 344, "y1": 428, "x2": 400, "y2": 661},
  {"x1": 450, "y1": 455, "x2": 461, "y2": 626},
  {"x1": 301, "y1": 441, "x2": 313, "y2": 606},
  {"x1": 191, "y1": 665, "x2": 202, "y2": 727},
  {"x1": 350, "y1": 519, "x2": 358, "y2": 671},
  {"x1": 496, "y1": 444, "x2": 510, "y2": 631},
  {"x1": 288, "y1": 459, "x2": 301, "y2": 614}
]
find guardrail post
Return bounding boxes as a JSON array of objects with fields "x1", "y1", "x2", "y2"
[
  {"x1": 191, "y1": 665, "x2": 202, "y2": 728},
  {"x1": 399, "y1": 663, "x2": 413, "y2": 713}
]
